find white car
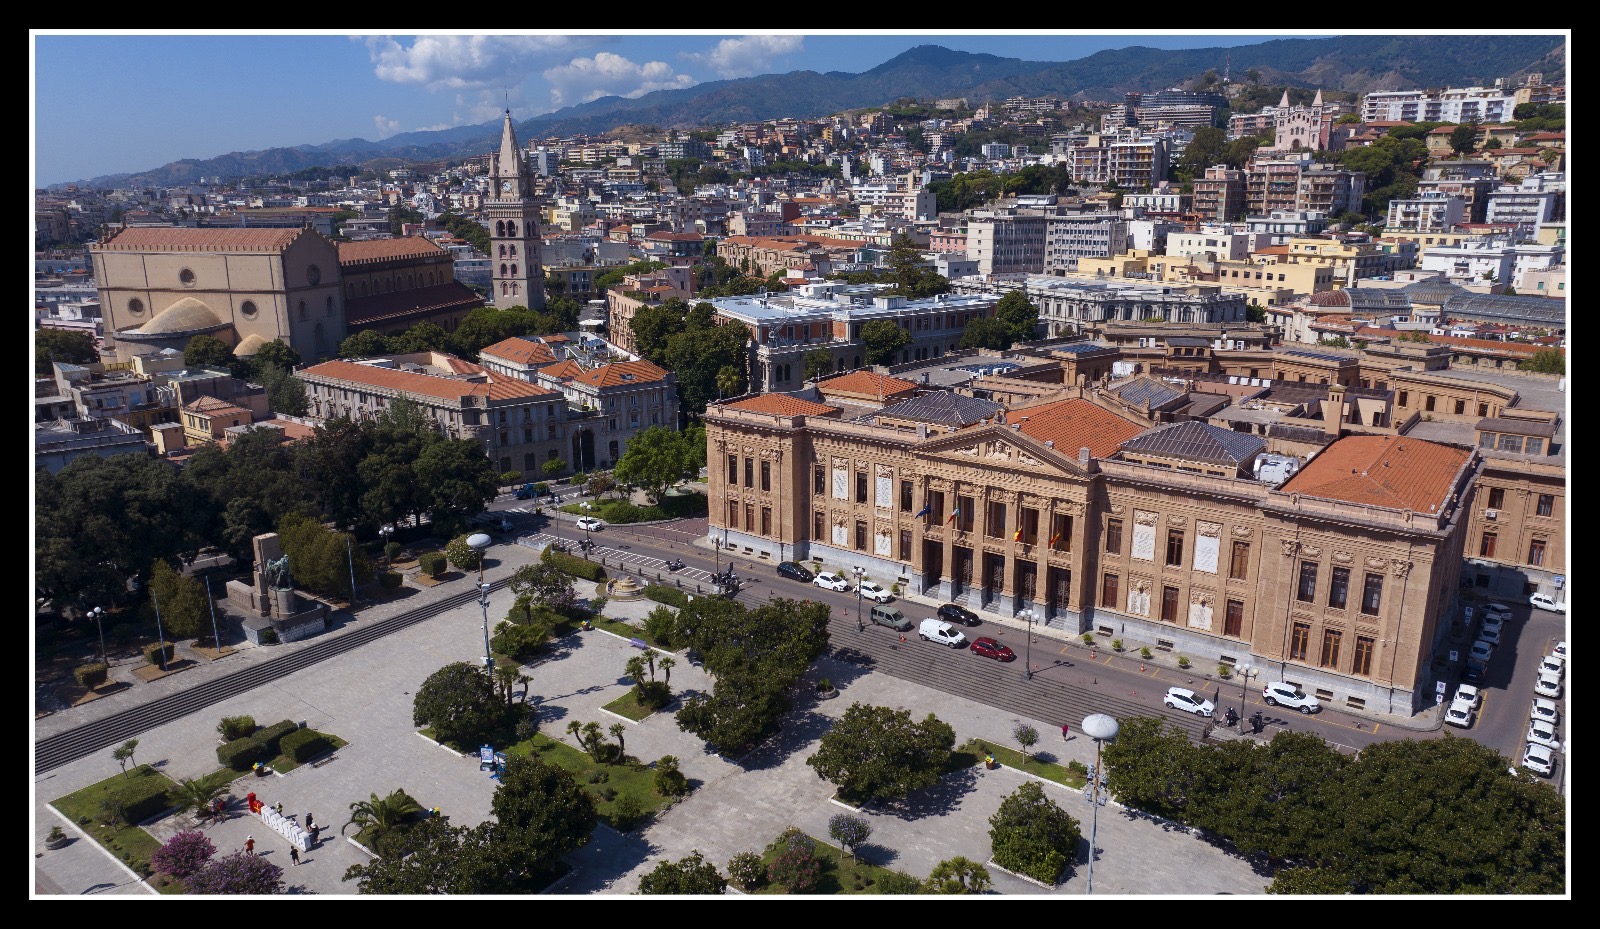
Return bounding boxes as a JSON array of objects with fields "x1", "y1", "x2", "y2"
[
  {"x1": 1533, "y1": 672, "x2": 1562, "y2": 700},
  {"x1": 1528, "y1": 592, "x2": 1566, "y2": 613},
  {"x1": 1443, "y1": 699, "x2": 1475, "y2": 729},
  {"x1": 1538, "y1": 653, "x2": 1565, "y2": 678},
  {"x1": 1454, "y1": 683, "x2": 1481, "y2": 709},
  {"x1": 855, "y1": 581, "x2": 894, "y2": 603},
  {"x1": 1530, "y1": 697, "x2": 1560, "y2": 727},
  {"x1": 1468, "y1": 639, "x2": 1494, "y2": 662},
  {"x1": 1481, "y1": 613, "x2": 1506, "y2": 635},
  {"x1": 574, "y1": 516, "x2": 605, "y2": 532},
  {"x1": 1526, "y1": 721, "x2": 1561, "y2": 752},
  {"x1": 1552, "y1": 640, "x2": 1568, "y2": 660},
  {"x1": 1520, "y1": 743, "x2": 1555, "y2": 778},
  {"x1": 1478, "y1": 624, "x2": 1503, "y2": 646},
  {"x1": 1483, "y1": 602, "x2": 1513, "y2": 623},
  {"x1": 1163, "y1": 687, "x2": 1215, "y2": 718},
  {"x1": 1262, "y1": 682, "x2": 1322, "y2": 714},
  {"x1": 813, "y1": 571, "x2": 851, "y2": 592}
]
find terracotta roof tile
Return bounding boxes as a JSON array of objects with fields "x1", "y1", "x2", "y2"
[
  {"x1": 96, "y1": 226, "x2": 310, "y2": 252},
  {"x1": 573, "y1": 359, "x2": 671, "y2": 388},
  {"x1": 1012, "y1": 397, "x2": 1145, "y2": 458},
  {"x1": 817, "y1": 370, "x2": 918, "y2": 399},
  {"x1": 344, "y1": 281, "x2": 483, "y2": 326},
  {"x1": 299, "y1": 359, "x2": 556, "y2": 402},
  {"x1": 537, "y1": 360, "x2": 587, "y2": 380},
  {"x1": 184, "y1": 395, "x2": 250, "y2": 415},
  {"x1": 1280, "y1": 435, "x2": 1469, "y2": 512},
  {"x1": 724, "y1": 394, "x2": 839, "y2": 416},
  {"x1": 337, "y1": 237, "x2": 447, "y2": 263},
  {"x1": 480, "y1": 337, "x2": 558, "y2": 366}
]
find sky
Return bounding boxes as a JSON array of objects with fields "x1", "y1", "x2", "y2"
[{"x1": 31, "y1": 30, "x2": 1328, "y2": 187}]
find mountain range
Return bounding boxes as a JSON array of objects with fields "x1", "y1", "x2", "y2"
[{"x1": 58, "y1": 34, "x2": 1565, "y2": 190}]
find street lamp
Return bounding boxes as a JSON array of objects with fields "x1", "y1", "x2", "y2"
[
  {"x1": 466, "y1": 533, "x2": 494, "y2": 672},
  {"x1": 1081, "y1": 713, "x2": 1120, "y2": 896},
  {"x1": 88, "y1": 606, "x2": 107, "y2": 667},
  {"x1": 1019, "y1": 609, "x2": 1035, "y2": 680},
  {"x1": 378, "y1": 524, "x2": 394, "y2": 558},
  {"x1": 852, "y1": 565, "x2": 866, "y2": 632}
]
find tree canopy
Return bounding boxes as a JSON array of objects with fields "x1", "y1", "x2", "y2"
[
  {"x1": 806, "y1": 702, "x2": 955, "y2": 801},
  {"x1": 861, "y1": 319, "x2": 912, "y2": 367},
  {"x1": 638, "y1": 850, "x2": 727, "y2": 895},
  {"x1": 412, "y1": 661, "x2": 515, "y2": 749},
  {"x1": 614, "y1": 425, "x2": 694, "y2": 503}
]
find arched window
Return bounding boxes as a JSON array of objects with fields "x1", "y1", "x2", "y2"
[
  {"x1": 510, "y1": 264, "x2": 517, "y2": 276},
  {"x1": 495, "y1": 221, "x2": 505, "y2": 236},
  {"x1": 299, "y1": 301, "x2": 308, "y2": 321},
  {"x1": 325, "y1": 296, "x2": 335, "y2": 316},
  {"x1": 428, "y1": 272, "x2": 435, "y2": 286},
  {"x1": 408, "y1": 274, "x2": 415, "y2": 288},
  {"x1": 507, "y1": 221, "x2": 517, "y2": 237},
  {"x1": 361, "y1": 281, "x2": 369, "y2": 296},
  {"x1": 499, "y1": 245, "x2": 506, "y2": 258},
  {"x1": 510, "y1": 245, "x2": 517, "y2": 258},
  {"x1": 347, "y1": 284, "x2": 355, "y2": 299},
  {"x1": 500, "y1": 264, "x2": 508, "y2": 276},
  {"x1": 512, "y1": 283, "x2": 519, "y2": 295}
]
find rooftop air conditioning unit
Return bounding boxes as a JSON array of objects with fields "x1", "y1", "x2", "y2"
[{"x1": 1486, "y1": 509, "x2": 1498, "y2": 520}]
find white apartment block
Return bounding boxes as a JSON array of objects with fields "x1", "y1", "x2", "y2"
[
  {"x1": 1361, "y1": 87, "x2": 1517, "y2": 124},
  {"x1": 1484, "y1": 187, "x2": 1559, "y2": 236},
  {"x1": 1043, "y1": 213, "x2": 1130, "y2": 275},
  {"x1": 950, "y1": 275, "x2": 1248, "y2": 338},
  {"x1": 1166, "y1": 227, "x2": 1255, "y2": 262},
  {"x1": 1416, "y1": 243, "x2": 1516, "y2": 286},
  {"x1": 1245, "y1": 210, "x2": 1329, "y2": 246},
  {"x1": 966, "y1": 212, "x2": 1047, "y2": 276},
  {"x1": 1386, "y1": 193, "x2": 1467, "y2": 233}
]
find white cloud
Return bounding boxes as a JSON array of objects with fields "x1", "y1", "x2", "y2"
[
  {"x1": 373, "y1": 115, "x2": 401, "y2": 138},
  {"x1": 684, "y1": 35, "x2": 804, "y2": 78},
  {"x1": 361, "y1": 34, "x2": 607, "y2": 90},
  {"x1": 542, "y1": 52, "x2": 695, "y2": 107}
]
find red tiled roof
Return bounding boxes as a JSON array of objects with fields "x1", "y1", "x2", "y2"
[
  {"x1": 573, "y1": 359, "x2": 671, "y2": 388},
  {"x1": 480, "y1": 337, "x2": 557, "y2": 367},
  {"x1": 537, "y1": 360, "x2": 586, "y2": 380},
  {"x1": 95, "y1": 226, "x2": 311, "y2": 252},
  {"x1": 299, "y1": 359, "x2": 555, "y2": 402},
  {"x1": 540, "y1": 334, "x2": 571, "y2": 343},
  {"x1": 184, "y1": 395, "x2": 249, "y2": 416},
  {"x1": 1280, "y1": 435, "x2": 1470, "y2": 512},
  {"x1": 817, "y1": 370, "x2": 918, "y2": 400},
  {"x1": 1353, "y1": 326, "x2": 1552, "y2": 356},
  {"x1": 338, "y1": 236, "x2": 447, "y2": 263},
  {"x1": 344, "y1": 281, "x2": 483, "y2": 326},
  {"x1": 1012, "y1": 397, "x2": 1145, "y2": 459},
  {"x1": 724, "y1": 394, "x2": 839, "y2": 416}
]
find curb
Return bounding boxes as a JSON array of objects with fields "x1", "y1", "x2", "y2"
[{"x1": 44, "y1": 803, "x2": 159, "y2": 895}]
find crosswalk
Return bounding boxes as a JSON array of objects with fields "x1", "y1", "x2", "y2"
[{"x1": 516, "y1": 532, "x2": 717, "y2": 584}]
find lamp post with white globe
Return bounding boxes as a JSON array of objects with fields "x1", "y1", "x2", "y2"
[
  {"x1": 1081, "y1": 713, "x2": 1120, "y2": 895},
  {"x1": 466, "y1": 533, "x2": 494, "y2": 672}
]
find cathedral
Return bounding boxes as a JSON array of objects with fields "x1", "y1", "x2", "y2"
[{"x1": 1272, "y1": 89, "x2": 1333, "y2": 153}]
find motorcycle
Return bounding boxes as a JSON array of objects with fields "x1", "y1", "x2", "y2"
[{"x1": 665, "y1": 559, "x2": 685, "y2": 572}]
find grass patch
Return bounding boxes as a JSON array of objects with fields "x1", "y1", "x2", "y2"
[
  {"x1": 51, "y1": 766, "x2": 173, "y2": 886},
  {"x1": 505, "y1": 733, "x2": 671, "y2": 831},
  {"x1": 966, "y1": 738, "x2": 1086, "y2": 789},
  {"x1": 746, "y1": 833, "x2": 920, "y2": 895},
  {"x1": 589, "y1": 615, "x2": 678, "y2": 652},
  {"x1": 558, "y1": 492, "x2": 707, "y2": 524},
  {"x1": 601, "y1": 688, "x2": 669, "y2": 722}
]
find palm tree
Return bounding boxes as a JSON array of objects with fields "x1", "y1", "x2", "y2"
[
  {"x1": 609, "y1": 722, "x2": 627, "y2": 764},
  {"x1": 173, "y1": 776, "x2": 227, "y2": 818},
  {"x1": 343, "y1": 789, "x2": 424, "y2": 839},
  {"x1": 111, "y1": 742, "x2": 135, "y2": 778},
  {"x1": 494, "y1": 664, "x2": 519, "y2": 706},
  {"x1": 658, "y1": 654, "x2": 676, "y2": 687}
]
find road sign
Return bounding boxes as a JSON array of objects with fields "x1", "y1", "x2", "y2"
[
  {"x1": 1448, "y1": 650, "x2": 1459, "y2": 663},
  {"x1": 1554, "y1": 575, "x2": 1565, "y2": 589}
]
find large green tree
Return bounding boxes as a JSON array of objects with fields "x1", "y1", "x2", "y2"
[
  {"x1": 614, "y1": 425, "x2": 691, "y2": 503},
  {"x1": 958, "y1": 316, "x2": 1018, "y2": 351},
  {"x1": 183, "y1": 334, "x2": 235, "y2": 370},
  {"x1": 806, "y1": 703, "x2": 955, "y2": 801},
  {"x1": 1518, "y1": 348, "x2": 1565, "y2": 375},
  {"x1": 487, "y1": 754, "x2": 598, "y2": 888},
  {"x1": 340, "y1": 329, "x2": 392, "y2": 359},
  {"x1": 277, "y1": 512, "x2": 372, "y2": 602},
  {"x1": 412, "y1": 661, "x2": 514, "y2": 749},
  {"x1": 994, "y1": 291, "x2": 1040, "y2": 344},
  {"x1": 145, "y1": 558, "x2": 209, "y2": 640},
  {"x1": 988, "y1": 780, "x2": 1081, "y2": 885},
  {"x1": 629, "y1": 298, "x2": 690, "y2": 364},
  {"x1": 35, "y1": 329, "x2": 98, "y2": 376},
  {"x1": 638, "y1": 851, "x2": 726, "y2": 895},
  {"x1": 664, "y1": 323, "x2": 748, "y2": 416},
  {"x1": 861, "y1": 319, "x2": 912, "y2": 367}
]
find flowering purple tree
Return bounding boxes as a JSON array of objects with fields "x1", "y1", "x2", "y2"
[
  {"x1": 186, "y1": 850, "x2": 285, "y2": 895},
  {"x1": 150, "y1": 830, "x2": 217, "y2": 879},
  {"x1": 765, "y1": 827, "x2": 822, "y2": 893}
]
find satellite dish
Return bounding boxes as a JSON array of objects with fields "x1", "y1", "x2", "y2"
[{"x1": 466, "y1": 533, "x2": 492, "y2": 550}]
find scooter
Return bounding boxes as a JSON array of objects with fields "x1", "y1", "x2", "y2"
[
  {"x1": 665, "y1": 559, "x2": 685, "y2": 572},
  {"x1": 1224, "y1": 708, "x2": 1238, "y2": 728}
]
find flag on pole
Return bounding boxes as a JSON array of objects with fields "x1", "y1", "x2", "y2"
[
  {"x1": 914, "y1": 503, "x2": 931, "y2": 519},
  {"x1": 946, "y1": 506, "x2": 959, "y2": 526},
  {"x1": 1013, "y1": 526, "x2": 1023, "y2": 542},
  {"x1": 1049, "y1": 533, "x2": 1062, "y2": 548}
]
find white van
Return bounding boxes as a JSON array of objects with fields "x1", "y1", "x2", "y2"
[{"x1": 918, "y1": 618, "x2": 968, "y2": 648}]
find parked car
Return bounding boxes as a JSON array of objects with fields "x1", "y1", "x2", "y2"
[
  {"x1": 1262, "y1": 682, "x2": 1322, "y2": 714},
  {"x1": 1453, "y1": 683, "x2": 1481, "y2": 709},
  {"x1": 776, "y1": 561, "x2": 814, "y2": 583},
  {"x1": 869, "y1": 604, "x2": 912, "y2": 631},
  {"x1": 1538, "y1": 653, "x2": 1565, "y2": 678},
  {"x1": 937, "y1": 603, "x2": 981, "y2": 627},
  {"x1": 1462, "y1": 660, "x2": 1487, "y2": 685},
  {"x1": 1479, "y1": 624, "x2": 1503, "y2": 646},
  {"x1": 969, "y1": 637, "x2": 1015, "y2": 661},
  {"x1": 1163, "y1": 687, "x2": 1215, "y2": 718},
  {"x1": 856, "y1": 580, "x2": 894, "y2": 603},
  {"x1": 513, "y1": 483, "x2": 538, "y2": 500},
  {"x1": 1443, "y1": 699, "x2": 1475, "y2": 729},
  {"x1": 1528, "y1": 592, "x2": 1566, "y2": 613},
  {"x1": 918, "y1": 618, "x2": 968, "y2": 649},
  {"x1": 1533, "y1": 671, "x2": 1562, "y2": 699},
  {"x1": 1526, "y1": 721, "x2": 1561, "y2": 752},
  {"x1": 1482, "y1": 602, "x2": 1513, "y2": 623},
  {"x1": 1481, "y1": 613, "x2": 1506, "y2": 635},
  {"x1": 1530, "y1": 697, "x2": 1561, "y2": 727},
  {"x1": 813, "y1": 571, "x2": 851, "y2": 592},
  {"x1": 1468, "y1": 640, "x2": 1494, "y2": 663},
  {"x1": 1520, "y1": 743, "x2": 1555, "y2": 778},
  {"x1": 1552, "y1": 640, "x2": 1568, "y2": 661},
  {"x1": 575, "y1": 516, "x2": 605, "y2": 532}
]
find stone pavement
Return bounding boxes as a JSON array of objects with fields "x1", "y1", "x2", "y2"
[{"x1": 34, "y1": 535, "x2": 1269, "y2": 896}]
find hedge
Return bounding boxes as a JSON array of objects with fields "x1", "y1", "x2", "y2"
[
  {"x1": 217, "y1": 736, "x2": 272, "y2": 770},
  {"x1": 217, "y1": 715, "x2": 257, "y2": 741},
  {"x1": 378, "y1": 570, "x2": 404, "y2": 589},
  {"x1": 279, "y1": 728, "x2": 332, "y2": 763},
  {"x1": 542, "y1": 547, "x2": 606, "y2": 582},
  {"x1": 641, "y1": 584, "x2": 690, "y2": 609},
  {"x1": 418, "y1": 551, "x2": 447, "y2": 578},
  {"x1": 74, "y1": 662, "x2": 109, "y2": 688},
  {"x1": 109, "y1": 767, "x2": 172, "y2": 824},
  {"x1": 255, "y1": 720, "x2": 301, "y2": 757},
  {"x1": 143, "y1": 642, "x2": 174, "y2": 667}
]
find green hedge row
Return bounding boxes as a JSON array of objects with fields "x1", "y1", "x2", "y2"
[
  {"x1": 215, "y1": 719, "x2": 302, "y2": 770},
  {"x1": 378, "y1": 570, "x2": 404, "y2": 589},
  {"x1": 418, "y1": 551, "x2": 447, "y2": 577},
  {"x1": 143, "y1": 642, "x2": 174, "y2": 667},
  {"x1": 109, "y1": 767, "x2": 172, "y2": 824},
  {"x1": 542, "y1": 547, "x2": 607, "y2": 582},
  {"x1": 74, "y1": 662, "x2": 108, "y2": 688},
  {"x1": 280, "y1": 728, "x2": 332, "y2": 763},
  {"x1": 641, "y1": 584, "x2": 690, "y2": 608}
]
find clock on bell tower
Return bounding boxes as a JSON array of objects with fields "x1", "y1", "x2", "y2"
[{"x1": 486, "y1": 109, "x2": 545, "y2": 310}]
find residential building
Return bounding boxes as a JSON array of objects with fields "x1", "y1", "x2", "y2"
[
  {"x1": 533, "y1": 358, "x2": 679, "y2": 467},
  {"x1": 34, "y1": 416, "x2": 150, "y2": 475}
]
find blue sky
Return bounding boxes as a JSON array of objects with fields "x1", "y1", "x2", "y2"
[{"x1": 33, "y1": 30, "x2": 1316, "y2": 187}]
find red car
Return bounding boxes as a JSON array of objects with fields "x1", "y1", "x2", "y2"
[{"x1": 970, "y1": 637, "x2": 1015, "y2": 661}]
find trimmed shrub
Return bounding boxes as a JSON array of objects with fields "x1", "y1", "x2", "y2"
[
  {"x1": 217, "y1": 715, "x2": 257, "y2": 741},
  {"x1": 74, "y1": 662, "x2": 109, "y2": 688},
  {"x1": 108, "y1": 769, "x2": 172, "y2": 824},
  {"x1": 378, "y1": 570, "x2": 404, "y2": 589},
  {"x1": 216, "y1": 737, "x2": 271, "y2": 771},
  {"x1": 727, "y1": 851, "x2": 764, "y2": 890},
  {"x1": 260, "y1": 628, "x2": 279, "y2": 645},
  {"x1": 418, "y1": 551, "x2": 447, "y2": 578},
  {"x1": 642, "y1": 584, "x2": 690, "y2": 608},
  {"x1": 611, "y1": 794, "x2": 645, "y2": 831},
  {"x1": 384, "y1": 541, "x2": 402, "y2": 562},
  {"x1": 279, "y1": 728, "x2": 332, "y2": 763},
  {"x1": 541, "y1": 547, "x2": 607, "y2": 582},
  {"x1": 143, "y1": 642, "x2": 175, "y2": 667},
  {"x1": 254, "y1": 720, "x2": 300, "y2": 757}
]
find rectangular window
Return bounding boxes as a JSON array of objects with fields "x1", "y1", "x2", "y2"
[
  {"x1": 728, "y1": 500, "x2": 739, "y2": 528},
  {"x1": 928, "y1": 490, "x2": 945, "y2": 524},
  {"x1": 744, "y1": 503, "x2": 754, "y2": 531},
  {"x1": 1105, "y1": 518, "x2": 1123, "y2": 554},
  {"x1": 855, "y1": 471, "x2": 868, "y2": 504},
  {"x1": 744, "y1": 457, "x2": 754, "y2": 488},
  {"x1": 1229, "y1": 541, "x2": 1250, "y2": 580},
  {"x1": 1018, "y1": 507, "x2": 1039, "y2": 545},
  {"x1": 1398, "y1": 390, "x2": 1408, "y2": 407},
  {"x1": 1320, "y1": 629, "x2": 1342, "y2": 668},
  {"x1": 1487, "y1": 487, "x2": 1505, "y2": 509},
  {"x1": 814, "y1": 466, "x2": 825, "y2": 495},
  {"x1": 1100, "y1": 573, "x2": 1120, "y2": 608},
  {"x1": 1296, "y1": 561, "x2": 1318, "y2": 603},
  {"x1": 1328, "y1": 566, "x2": 1350, "y2": 610},
  {"x1": 814, "y1": 511, "x2": 825, "y2": 539},
  {"x1": 760, "y1": 506, "x2": 772, "y2": 536},
  {"x1": 1528, "y1": 538, "x2": 1546, "y2": 567},
  {"x1": 1224, "y1": 599, "x2": 1244, "y2": 637},
  {"x1": 986, "y1": 500, "x2": 1007, "y2": 539},
  {"x1": 1536, "y1": 494, "x2": 1554, "y2": 517},
  {"x1": 854, "y1": 520, "x2": 867, "y2": 551},
  {"x1": 1161, "y1": 585, "x2": 1180, "y2": 622},
  {"x1": 727, "y1": 454, "x2": 738, "y2": 485},
  {"x1": 1353, "y1": 635, "x2": 1375, "y2": 677},
  {"x1": 899, "y1": 529, "x2": 912, "y2": 561},
  {"x1": 760, "y1": 460, "x2": 770, "y2": 492},
  {"x1": 1050, "y1": 513, "x2": 1072, "y2": 551},
  {"x1": 900, "y1": 480, "x2": 913, "y2": 513},
  {"x1": 1290, "y1": 622, "x2": 1310, "y2": 661},
  {"x1": 957, "y1": 495, "x2": 975, "y2": 533},
  {"x1": 1478, "y1": 402, "x2": 1489, "y2": 417},
  {"x1": 1425, "y1": 395, "x2": 1436, "y2": 412},
  {"x1": 1480, "y1": 532, "x2": 1497, "y2": 558},
  {"x1": 1525, "y1": 438, "x2": 1543, "y2": 455},
  {"x1": 1165, "y1": 529, "x2": 1184, "y2": 567},
  {"x1": 1454, "y1": 399, "x2": 1465, "y2": 415},
  {"x1": 1361, "y1": 573, "x2": 1383, "y2": 616}
]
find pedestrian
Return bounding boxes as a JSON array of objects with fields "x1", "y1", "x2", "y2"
[
  {"x1": 274, "y1": 801, "x2": 284, "y2": 816},
  {"x1": 1061, "y1": 723, "x2": 1070, "y2": 741},
  {"x1": 304, "y1": 812, "x2": 314, "y2": 831},
  {"x1": 245, "y1": 836, "x2": 255, "y2": 856},
  {"x1": 308, "y1": 824, "x2": 320, "y2": 847},
  {"x1": 289, "y1": 846, "x2": 300, "y2": 866}
]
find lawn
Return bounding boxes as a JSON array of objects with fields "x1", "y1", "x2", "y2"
[
  {"x1": 558, "y1": 492, "x2": 707, "y2": 524},
  {"x1": 744, "y1": 833, "x2": 921, "y2": 895},
  {"x1": 601, "y1": 687, "x2": 671, "y2": 722},
  {"x1": 50, "y1": 766, "x2": 184, "y2": 893},
  {"x1": 966, "y1": 738, "x2": 1086, "y2": 789},
  {"x1": 588, "y1": 614, "x2": 678, "y2": 652},
  {"x1": 504, "y1": 733, "x2": 674, "y2": 830}
]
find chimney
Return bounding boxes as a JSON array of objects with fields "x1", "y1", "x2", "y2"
[
  {"x1": 1045, "y1": 440, "x2": 1055, "y2": 449},
  {"x1": 1079, "y1": 447, "x2": 1091, "y2": 466}
]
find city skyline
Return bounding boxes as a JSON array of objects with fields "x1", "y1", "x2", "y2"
[{"x1": 33, "y1": 29, "x2": 1314, "y2": 187}]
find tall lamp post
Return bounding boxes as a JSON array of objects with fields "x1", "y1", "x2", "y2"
[
  {"x1": 1019, "y1": 609, "x2": 1035, "y2": 680},
  {"x1": 88, "y1": 606, "x2": 107, "y2": 667},
  {"x1": 466, "y1": 533, "x2": 494, "y2": 672},
  {"x1": 149, "y1": 588, "x2": 169, "y2": 671},
  {"x1": 852, "y1": 565, "x2": 865, "y2": 632},
  {"x1": 1238, "y1": 664, "x2": 1254, "y2": 723},
  {"x1": 1081, "y1": 713, "x2": 1120, "y2": 896}
]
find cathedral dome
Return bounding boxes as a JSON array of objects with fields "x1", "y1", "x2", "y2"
[
  {"x1": 140, "y1": 297, "x2": 225, "y2": 334},
  {"x1": 1308, "y1": 290, "x2": 1352, "y2": 308}
]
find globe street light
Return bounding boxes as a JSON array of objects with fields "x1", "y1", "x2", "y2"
[
  {"x1": 466, "y1": 533, "x2": 494, "y2": 672},
  {"x1": 1019, "y1": 609, "x2": 1035, "y2": 680},
  {"x1": 852, "y1": 565, "x2": 866, "y2": 632},
  {"x1": 88, "y1": 606, "x2": 107, "y2": 667},
  {"x1": 1081, "y1": 712, "x2": 1120, "y2": 895}
]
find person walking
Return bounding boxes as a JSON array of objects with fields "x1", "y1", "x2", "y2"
[
  {"x1": 245, "y1": 836, "x2": 255, "y2": 856},
  {"x1": 304, "y1": 812, "x2": 314, "y2": 832},
  {"x1": 1061, "y1": 723, "x2": 1070, "y2": 741},
  {"x1": 289, "y1": 846, "x2": 300, "y2": 866}
]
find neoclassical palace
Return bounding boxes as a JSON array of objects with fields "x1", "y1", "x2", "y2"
[{"x1": 705, "y1": 386, "x2": 1480, "y2": 718}]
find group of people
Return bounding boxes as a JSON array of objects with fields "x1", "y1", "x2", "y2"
[{"x1": 242, "y1": 810, "x2": 317, "y2": 865}]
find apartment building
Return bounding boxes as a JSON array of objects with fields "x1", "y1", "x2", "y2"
[
  {"x1": 951, "y1": 275, "x2": 1249, "y2": 338},
  {"x1": 1193, "y1": 166, "x2": 1248, "y2": 223},
  {"x1": 1361, "y1": 86, "x2": 1518, "y2": 123}
]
